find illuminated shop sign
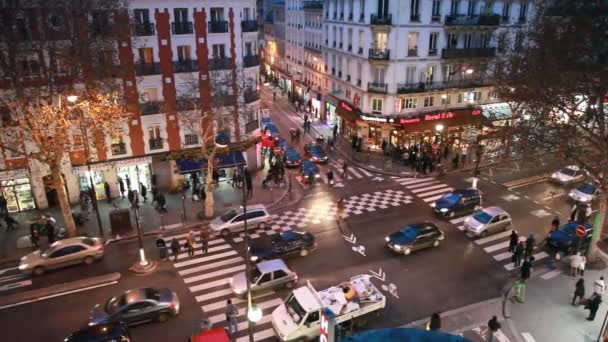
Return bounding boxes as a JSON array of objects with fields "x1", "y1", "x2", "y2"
[
  {"x1": 340, "y1": 102, "x2": 353, "y2": 112},
  {"x1": 361, "y1": 115, "x2": 388, "y2": 123}
]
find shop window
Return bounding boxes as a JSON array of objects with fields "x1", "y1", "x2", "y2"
[
  {"x1": 372, "y1": 98, "x2": 383, "y2": 113},
  {"x1": 488, "y1": 90, "x2": 496, "y2": 100},
  {"x1": 423, "y1": 96, "x2": 435, "y2": 107}
]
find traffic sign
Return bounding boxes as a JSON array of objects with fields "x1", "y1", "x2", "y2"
[{"x1": 576, "y1": 225, "x2": 586, "y2": 237}]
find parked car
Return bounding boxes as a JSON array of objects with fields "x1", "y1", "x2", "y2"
[
  {"x1": 569, "y1": 182, "x2": 600, "y2": 203},
  {"x1": 64, "y1": 321, "x2": 130, "y2": 342},
  {"x1": 230, "y1": 259, "x2": 298, "y2": 296},
  {"x1": 551, "y1": 165, "x2": 585, "y2": 185},
  {"x1": 89, "y1": 288, "x2": 180, "y2": 327},
  {"x1": 209, "y1": 204, "x2": 271, "y2": 237},
  {"x1": 546, "y1": 222, "x2": 593, "y2": 255},
  {"x1": 385, "y1": 222, "x2": 444, "y2": 255},
  {"x1": 431, "y1": 189, "x2": 482, "y2": 218},
  {"x1": 463, "y1": 207, "x2": 512, "y2": 237},
  {"x1": 250, "y1": 230, "x2": 316, "y2": 262},
  {"x1": 303, "y1": 143, "x2": 328, "y2": 163},
  {"x1": 284, "y1": 147, "x2": 302, "y2": 168},
  {"x1": 19, "y1": 237, "x2": 104, "y2": 276}
]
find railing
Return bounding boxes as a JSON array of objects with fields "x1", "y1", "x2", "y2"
[
  {"x1": 149, "y1": 138, "x2": 163, "y2": 150},
  {"x1": 176, "y1": 98, "x2": 199, "y2": 111},
  {"x1": 368, "y1": 82, "x2": 388, "y2": 93},
  {"x1": 441, "y1": 47, "x2": 496, "y2": 59},
  {"x1": 241, "y1": 20, "x2": 258, "y2": 32},
  {"x1": 209, "y1": 57, "x2": 232, "y2": 70},
  {"x1": 370, "y1": 14, "x2": 392, "y2": 25},
  {"x1": 431, "y1": 15, "x2": 441, "y2": 22},
  {"x1": 172, "y1": 21, "x2": 193, "y2": 34},
  {"x1": 135, "y1": 62, "x2": 161, "y2": 76},
  {"x1": 132, "y1": 22, "x2": 155, "y2": 36},
  {"x1": 208, "y1": 20, "x2": 229, "y2": 33},
  {"x1": 139, "y1": 101, "x2": 163, "y2": 115},
  {"x1": 244, "y1": 90, "x2": 260, "y2": 103},
  {"x1": 173, "y1": 60, "x2": 198, "y2": 73},
  {"x1": 305, "y1": 45, "x2": 322, "y2": 53},
  {"x1": 445, "y1": 14, "x2": 500, "y2": 26},
  {"x1": 111, "y1": 143, "x2": 127, "y2": 155},
  {"x1": 396, "y1": 78, "x2": 493, "y2": 94},
  {"x1": 243, "y1": 55, "x2": 260, "y2": 68},
  {"x1": 369, "y1": 48, "x2": 390, "y2": 60},
  {"x1": 407, "y1": 49, "x2": 418, "y2": 57},
  {"x1": 303, "y1": 1, "x2": 323, "y2": 9}
]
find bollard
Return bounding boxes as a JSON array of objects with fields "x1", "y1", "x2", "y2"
[{"x1": 513, "y1": 281, "x2": 526, "y2": 303}]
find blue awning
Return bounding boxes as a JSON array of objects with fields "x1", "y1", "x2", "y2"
[{"x1": 177, "y1": 152, "x2": 246, "y2": 174}]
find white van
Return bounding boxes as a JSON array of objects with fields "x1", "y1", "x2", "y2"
[{"x1": 209, "y1": 204, "x2": 271, "y2": 237}]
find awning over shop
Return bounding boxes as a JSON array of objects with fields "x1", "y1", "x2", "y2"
[{"x1": 177, "y1": 152, "x2": 246, "y2": 174}]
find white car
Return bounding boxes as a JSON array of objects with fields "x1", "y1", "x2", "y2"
[
  {"x1": 551, "y1": 165, "x2": 585, "y2": 185},
  {"x1": 209, "y1": 204, "x2": 271, "y2": 237},
  {"x1": 569, "y1": 182, "x2": 600, "y2": 203},
  {"x1": 464, "y1": 207, "x2": 512, "y2": 237}
]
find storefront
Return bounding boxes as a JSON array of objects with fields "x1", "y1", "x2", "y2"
[
  {"x1": 480, "y1": 103, "x2": 515, "y2": 157},
  {"x1": 0, "y1": 169, "x2": 36, "y2": 212},
  {"x1": 310, "y1": 92, "x2": 322, "y2": 119},
  {"x1": 334, "y1": 100, "x2": 362, "y2": 139},
  {"x1": 77, "y1": 169, "x2": 107, "y2": 201},
  {"x1": 324, "y1": 96, "x2": 338, "y2": 126}
]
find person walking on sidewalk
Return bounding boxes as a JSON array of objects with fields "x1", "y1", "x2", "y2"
[
  {"x1": 225, "y1": 299, "x2": 239, "y2": 336},
  {"x1": 594, "y1": 276, "x2": 606, "y2": 296},
  {"x1": 570, "y1": 252, "x2": 583, "y2": 277},
  {"x1": 273, "y1": 90, "x2": 276, "y2": 101},
  {"x1": 508, "y1": 230, "x2": 519, "y2": 253},
  {"x1": 200, "y1": 227, "x2": 210, "y2": 254},
  {"x1": 513, "y1": 241, "x2": 524, "y2": 267},
  {"x1": 573, "y1": 278, "x2": 585, "y2": 306},
  {"x1": 520, "y1": 258, "x2": 531, "y2": 281},
  {"x1": 186, "y1": 231, "x2": 196, "y2": 257},
  {"x1": 336, "y1": 197, "x2": 345, "y2": 225},
  {"x1": 586, "y1": 292, "x2": 602, "y2": 321},
  {"x1": 578, "y1": 255, "x2": 587, "y2": 276},
  {"x1": 341, "y1": 161, "x2": 348, "y2": 178},
  {"x1": 245, "y1": 172, "x2": 253, "y2": 199},
  {"x1": 486, "y1": 316, "x2": 501, "y2": 342},
  {"x1": 170, "y1": 238, "x2": 180, "y2": 261},
  {"x1": 524, "y1": 233, "x2": 535, "y2": 258},
  {"x1": 104, "y1": 181, "x2": 111, "y2": 203},
  {"x1": 118, "y1": 177, "x2": 125, "y2": 198},
  {"x1": 140, "y1": 183, "x2": 148, "y2": 203}
]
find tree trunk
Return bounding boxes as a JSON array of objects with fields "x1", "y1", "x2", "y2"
[
  {"x1": 587, "y1": 193, "x2": 607, "y2": 263},
  {"x1": 204, "y1": 161, "x2": 214, "y2": 218},
  {"x1": 53, "y1": 169, "x2": 77, "y2": 237}
]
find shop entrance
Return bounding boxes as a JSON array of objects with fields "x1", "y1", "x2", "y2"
[
  {"x1": 43, "y1": 174, "x2": 69, "y2": 209},
  {"x1": 78, "y1": 170, "x2": 107, "y2": 201},
  {"x1": 0, "y1": 178, "x2": 35, "y2": 212},
  {"x1": 117, "y1": 164, "x2": 151, "y2": 193}
]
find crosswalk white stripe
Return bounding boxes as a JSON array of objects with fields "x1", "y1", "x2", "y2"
[
  {"x1": 178, "y1": 257, "x2": 244, "y2": 276},
  {"x1": 176, "y1": 244, "x2": 232, "y2": 260},
  {"x1": 484, "y1": 237, "x2": 526, "y2": 253},
  {"x1": 504, "y1": 251, "x2": 549, "y2": 271},
  {"x1": 349, "y1": 167, "x2": 363, "y2": 178},
  {"x1": 208, "y1": 298, "x2": 284, "y2": 324},
  {"x1": 195, "y1": 288, "x2": 234, "y2": 303},
  {"x1": 233, "y1": 316, "x2": 272, "y2": 333},
  {"x1": 521, "y1": 332, "x2": 537, "y2": 342},
  {"x1": 419, "y1": 187, "x2": 454, "y2": 199},
  {"x1": 188, "y1": 277, "x2": 232, "y2": 293},
  {"x1": 411, "y1": 184, "x2": 450, "y2": 193},
  {"x1": 449, "y1": 216, "x2": 469, "y2": 224},
  {"x1": 174, "y1": 250, "x2": 238, "y2": 268},
  {"x1": 493, "y1": 251, "x2": 513, "y2": 261},
  {"x1": 456, "y1": 225, "x2": 465, "y2": 231},
  {"x1": 236, "y1": 328, "x2": 276, "y2": 342},
  {"x1": 540, "y1": 269, "x2": 562, "y2": 280},
  {"x1": 202, "y1": 291, "x2": 275, "y2": 312},
  {"x1": 358, "y1": 167, "x2": 373, "y2": 177},
  {"x1": 406, "y1": 180, "x2": 440, "y2": 189},
  {"x1": 184, "y1": 265, "x2": 245, "y2": 284},
  {"x1": 397, "y1": 178, "x2": 432, "y2": 185},
  {"x1": 474, "y1": 230, "x2": 516, "y2": 245},
  {"x1": 425, "y1": 194, "x2": 445, "y2": 203}
]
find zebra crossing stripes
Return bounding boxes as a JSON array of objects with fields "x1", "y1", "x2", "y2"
[{"x1": 395, "y1": 177, "x2": 454, "y2": 204}]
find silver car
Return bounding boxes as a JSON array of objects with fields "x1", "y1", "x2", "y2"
[
  {"x1": 230, "y1": 259, "x2": 298, "y2": 296},
  {"x1": 19, "y1": 237, "x2": 104, "y2": 275},
  {"x1": 569, "y1": 182, "x2": 600, "y2": 204},
  {"x1": 551, "y1": 165, "x2": 585, "y2": 185},
  {"x1": 464, "y1": 207, "x2": 512, "y2": 237},
  {"x1": 210, "y1": 204, "x2": 271, "y2": 237}
]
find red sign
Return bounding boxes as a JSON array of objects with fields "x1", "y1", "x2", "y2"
[
  {"x1": 472, "y1": 109, "x2": 481, "y2": 115},
  {"x1": 367, "y1": 138, "x2": 374, "y2": 144},
  {"x1": 340, "y1": 102, "x2": 353, "y2": 112},
  {"x1": 425, "y1": 112, "x2": 455, "y2": 121},
  {"x1": 320, "y1": 309, "x2": 335, "y2": 342},
  {"x1": 576, "y1": 225, "x2": 586, "y2": 237},
  {"x1": 400, "y1": 118, "x2": 421, "y2": 124}
]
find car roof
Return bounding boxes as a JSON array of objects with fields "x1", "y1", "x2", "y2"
[
  {"x1": 562, "y1": 165, "x2": 580, "y2": 171},
  {"x1": 234, "y1": 204, "x2": 267, "y2": 213},
  {"x1": 49, "y1": 237, "x2": 88, "y2": 249},
  {"x1": 480, "y1": 206, "x2": 508, "y2": 216},
  {"x1": 281, "y1": 231, "x2": 303, "y2": 241},
  {"x1": 67, "y1": 321, "x2": 128, "y2": 341},
  {"x1": 257, "y1": 259, "x2": 289, "y2": 273},
  {"x1": 453, "y1": 188, "x2": 480, "y2": 196}
]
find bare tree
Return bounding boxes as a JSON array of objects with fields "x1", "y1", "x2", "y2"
[{"x1": 493, "y1": 1, "x2": 608, "y2": 261}]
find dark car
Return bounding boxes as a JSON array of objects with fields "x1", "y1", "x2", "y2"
[
  {"x1": 431, "y1": 189, "x2": 482, "y2": 218},
  {"x1": 304, "y1": 143, "x2": 328, "y2": 163},
  {"x1": 264, "y1": 123, "x2": 280, "y2": 136},
  {"x1": 89, "y1": 288, "x2": 180, "y2": 327},
  {"x1": 546, "y1": 222, "x2": 593, "y2": 255},
  {"x1": 300, "y1": 160, "x2": 320, "y2": 179},
  {"x1": 285, "y1": 147, "x2": 302, "y2": 168},
  {"x1": 385, "y1": 222, "x2": 444, "y2": 255},
  {"x1": 64, "y1": 321, "x2": 130, "y2": 342},
  {"x1": 250, "y1": 231, "x2": 316, "y2": 262}
]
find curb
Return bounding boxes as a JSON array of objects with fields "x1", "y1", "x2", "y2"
[{"x1": 0, "y1": 272, "x2": 121, "y2": 309}]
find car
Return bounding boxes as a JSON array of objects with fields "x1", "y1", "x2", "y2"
[
  {"x1": 249, "y1": 230, "x2": 316, "y2": 262},
  {"x1": 431, "y1": 189, "x2": 482, "y2": 218},
  {"x1": 64, "y1": 321, "x2": 131, "y2": 342},
  {"x1": 89, "y1": 288, "x2": 180, "y2": 327},
  {"x1": 385, "y1": 222, "x2": 444, "y2": 255},
  {"x1": 19, "y1": 237, "x2": 104, "y2": 276},
  {"x1": 546, "y1": 222, "x2": 593, "y2": 255},
  {"x1": 551, "y1": 165, "x2": 585, "y2": 185},
  {"x1": 463, "y1": 207, "x2": 512, "y2": 237},
  {"x1": 210, "y1": 204, "x2": 271, "y2": 237},
  {"x1": 569, "y1": 182, "x2": 600, "y2": 203},
  {"x1": 190, "y1": 328, "x2": 230, "y2": 342},
  {"x1": 284, "y1": 147, "x2": 302, "y2": 168},
  {"x1": 229, "y1": 259, "x2": 298, "y2": 296},
  {"x1": 264, "y1": 123, "x2": 280, "y2": 136},
  {"x1": 303, "y1": 143, "x2": 328, "y2": 163},
  {"x1": 300, "y1": 160, "x2": 321, "y2": 180}
]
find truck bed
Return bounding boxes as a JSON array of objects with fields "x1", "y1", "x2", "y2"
[{"x1": 316, "y1": 274, "x2": 386, "y2": 320}]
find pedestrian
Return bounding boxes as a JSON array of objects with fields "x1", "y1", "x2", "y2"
[
  {"x1": 594, "y1": 276, "x2": 606, "y2": 295},
  {"x1": 0, "y1": 195, "x2": 7, "y2": 217},
  {"x1": 570, "y1": 252, "x2": 583, "y2": 277},
  {"x1": 427, "y1": 312, "x2": 441, "y2": 331},
  {"x1": 586, "y1": 292, "x2": 602, "y2": 321},
  {"x1": 118, "y1": 177, "x2": 125, "y2": 198},
  {"x1": 486, "y1": 316, "x2": 501, "y2": 342},
  {"x1": 524, "y1": 233, "x2": 535, "y2": 258},
  {"x1": 127, "y1": 189, "x2": 134, "y2": 204},
  {"x1": 30, "y1": 228, "x2": 40, "y2": 249},
  {"x1": 333, "y1": 125, "x2": 338, "y2": 140},
  {"x1": 452, "y1": 154, "x2": 460, "y2": 169},
  {"x1": 104, "y1": 181, "x2": 111, "y2": 203},
  {"x1": 341, "y1": 161, "x2": 348, "y2": 178},
  {"x1": 551, "y1": 215, "x2": 560, "y2": 231},
  {"x1": 225, "y1": 299, "x2": 239, "y2": 335},
  {"x1": 246, "y1": 172, "x2": 253, "y2": 199},
  {"x1": 326, "y1": 170, "x2": 334, "y2": 186},
  {"x1": 520, "y1": 258, "x2": 531, "y2": 281},
  {"x1": 508, "y1": 230, "x2": 519, "y2": 253},
  {"x1": 579, "y1": 255, "x2": 587, "y2": 276},
  {"x1": 336, "y1": 197, "x2": 345, "y2": 224},
  {"x1": 186, "y1": 231, "x2": 196, "y2": 257},
  {"x1": 573, "y1": 278, "x2": 585, "y2": 306},
  {"x1": 125, "y1": 174, "x2": 131, "y2": 190},
  {"x1": 513, "y1": 241, "x2": 524, "y2": 267},
  {"x1": 212, "y1": 169, "x2": 220, "y2": 185},
  {"x1": 273, "y1": 90, "x2": 276, "y2": 101},
  {"x1": 46, "y1": 218, "x2": 55, "y2": 245},
  {"x1": 231, "y1": 171, "x2": 237, "y2": 188},
  {"x1": 200, "y1": 227, "x2": 210, "y2": 254},
  {"x1": 170, "y1": 238, "x2": 180, "y2": 261},
  {"x1": 140, "y1": 183, "x2": 148, "y2": 203}
]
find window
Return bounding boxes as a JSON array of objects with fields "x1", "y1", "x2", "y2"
[
  {"x1": 464, "y1": 33, "x2": 473, "y2": 48},
  {"x1": 428, "y1": 33, "x2": 438, "y2": 56},
  {"x1": 185, "y1": 134, "x2": 198, "y2": 145},
  {"x1": 423, "y1": 96, "x2": 434, "y2": 107},
  {"x1": 404, "y1": 97, "x2": 417, "y2": 109},
  {"x1": 273, "y1": 270, "x2": 288, "y2": 279},
  {"x1": 174, "y1": 8, "x2": 188, "y2": 22},
  {"x1": 515, "y1": 32, "x2": 524, "y2": 50},
  {"x1": 306, "y1": 311, "x2": 320, "y2": 324},
  {"x1": 212, "y1": 44, "x2": 226, "y2": 58},
  {"x1": 519, "y1": 2, "x2": 527, "y2": 21},
  {"x1": 426, "y1": 65, "x2": 436, "y2": 83},
  {"x1": 374, "y1": 32, "x2": 387, "y2": 50},
  {"x1": 372, "y1": 66, "x2": 384, "y2": 83},
  {"x1": 468, "y1": 91, "x2": 482, "y2": 101},
  {"x1": 18, "y1": 54, "x2": 41, "y2": 76},
  {"x1": 502, "y1": 2, "x2": 510, "y2": 19},
  {"x1": 50, "y1": 245, "x2": 85, "y2": 258},
  {"x1": 358, "y1": 30, "x2": 364, "y2": 50},
  {"x1": 347, "y1": 28, "x2": 353, "y2": 46},
  {"x1": 126, "y1": 302, "x2": 153, "y2": 312},
  {"x1": 447, "y1": 33, "x2": 458, "y2": 48},
  {"x1": 467, "y1": 1, "x2": 477, "y2": 15},
  {"x1": 432, "y1": 0, "x2": 441, "y2": 18},
  {"x1": 133, "y1": 9, "x2": 150, "y2": 24},
  {"x1": 138, "y1": 47, "x2": 153, "y2": 64},
  {"x1": 488, "y1": 90, "x2": 496, "y2": 99},
  {"x1": 457, "y1": 93, "x2": 464, "y2": 103},
  {"x1": 72, "y1": 134, "x2": 83, "y2": 149},
  {"x1": 405, "y1": 66, "x2": 416, "y2": 84},
  {"x1": 372, "y1": 98, "x2": 383, "y2": 112},
  {"x1": 450, "y1": 0, "x2": 460, "y2": 15},
  {"x1": 410, "y1": 0, "x2": 420, "y2": 20},
  {"x1": 177, "y1": 45, "x2": 191, "y2": 62},
  {"x1": 243, "y1": 7, "x2": 251, "y2": 20},
  {"x1": 258, "y1": 272, "x2": 272, "y2": 284},
  {"x1": 497, "y1": 32, "x2": 508, "y2": 52},
  {"x1": 441, "y1": 94, "x2": 451, "y2": 105},
  {"x1": 148, "y1": 125, "x2": 161, "y2": 146},
  {"x1": 407, "y1": 32, "x2": 418, "y2": 56}
]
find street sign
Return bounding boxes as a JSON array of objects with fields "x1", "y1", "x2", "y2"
[{"x1": 576, "y1": 225, "x2": 586, "y2": 237}]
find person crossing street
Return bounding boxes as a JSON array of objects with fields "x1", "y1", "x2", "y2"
[
  {"x1": 508, "y1": 230, "x2": 518, "y2": 253},
  {"x1": 199, "y1": 227, "x2": 210, "y2": 254}
]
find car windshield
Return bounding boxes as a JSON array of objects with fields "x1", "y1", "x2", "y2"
[
  {"x1": 398, "y1": 226, "x2": 419, "y2": 241},
  {"x1": 221, "y1": 209, "x2": 238, "y2": 222},
  {"x1": 143, "y1": 288, "x2": 160, "y2": 301},
  {"x1": 578, "y1": 183, "x2": 597, "y2": 195},
  {"x1": 285, "y1": 294, "x2": 307, "y2": 325},
  {"x1": 82, "y1": 238, "x2": 96, "y2": 246},
  {"x1": 442, "y1": 193, "x2": 461, "y2": 204},
  {"x1": 473, "y1": 211, "x2": 493, "y2": 224},
  {"x1": 105, "y1": 294, "x2": 128, "y2": 314},
  {"x1": 560, "y1": 167, "x2": 577, "y2": 176},
  {"x1": 250, "y1": 268, "x2": 263, "y2": 282}
]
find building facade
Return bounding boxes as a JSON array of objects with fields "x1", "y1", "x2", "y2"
[{"x1": 0, "y1": 0, "x2": 261, "y2": 211}]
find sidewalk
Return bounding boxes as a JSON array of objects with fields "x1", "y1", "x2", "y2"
[{"x1": 0, "y1": 165, "x2": 301, "y2": 264}]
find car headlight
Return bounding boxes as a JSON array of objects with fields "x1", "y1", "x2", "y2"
[
  {"x1": 393, "y1": 244, "x2": 403, "y2": 250},
  {"x1": 250, "y1": 255, "x2": 258, "y2": 262},
  {"x1": 440, "y1": 208, "x2": 448, "y2": 213},
  {"x1": 18, "y1": 264, "x2": 28, "y2": 270},
  {"x1": 551, "y1": 173, "x2": 559, "y2": 178},
  {"x1": 430, "y1": 203, "x2": 436, "y2": 208},
  {"x1": 385, "y1": 236, "x2": 390, "y2": 242},
  {"x1": 315, "y1": 174, "x2": 320, "y2": 178}
]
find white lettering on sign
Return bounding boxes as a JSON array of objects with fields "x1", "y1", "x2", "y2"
[
  {"x1": 320, "y1": 311, "x2": 329, "y2": 340},
  {"x1": 360, "y1": 115, "x2": 387, "y2": 123}
]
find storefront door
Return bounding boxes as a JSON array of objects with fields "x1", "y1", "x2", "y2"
[
  {"x1": 117, "y1": 164, "x2": 151, "y2": 193},
  {"x1": 78, "y1": 171, "x2": 107, "y2": 201},
  {"x1": 1, "y1": 178, "x2": 36, "y2": 212}
]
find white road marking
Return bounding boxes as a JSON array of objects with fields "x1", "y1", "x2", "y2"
[
  {"x1": 236, "y1": 328, "x2": 276, "y2": 342},
  {"x1": 425, "y1": 194, "x2": 445, "y2": 203},
  {"x1": 542, "y1": 192, "x2": 566, "y2": 201},
  {"x1": 178, "y1": 257, "x2": 244, "y2": 276},
  {"x1": 456, "y1": 225, "x2": 465, "y2": 231},
  {"x1": 176, "y1": 244, "x2": 232, "y2": 260},
  {"x1": 418, "y1": 187, "x2": 454, "y2": 198},
  {"x1": 0, "y1": 274, "x2": 28, "y2": 284},
  {"x1": 484, "y1": 237, "x2": 526, "y2": 253},
  {"x1": 208, "y1": 298, "x2": 283, "y2": 324},
  {"x1": 195, "y1": 288, "x2": 234, "y2": 303},
  {"x1": 540, "y1": 269, "x2": 562, "y2": 280},
  {"x1": 0, "y1": 267, "x2": 18, "y2": 275},
  {"x1": 505, "y1": 251, "x2": 549, "y2": 271},
  {"x1": 397, "y1": 178, "x2": 432, "y2": 185},
  {"x1": 184, "y1": 265, "x2": 245, "y2": 284},
  {"x1": 349, "y1": 167, "x2": 363, "y2": 178},
  {"x1": 410, "y1": 184, "x2": 450, "y2": 193},
  {"x1": 202, "y1": 291, "x2": 275, "y2": 312},
  {"x1": 174, "y1": 250, "x2": 238, "y2": 268},
  {"x1": 521, "y1": 332, "x2": 537, "y2": 342},
  {"x1": 450, "y1": 216, "x2": 470, "y2": 225},
  {"x1": 0, "y1": 279, "x2": 32, "y2": 292},
  {"x1": 358, "y1": 167, "x2": 373, "y2": 177},
  {"x1": 493, "y1": 251, "x2": 513, "y2": 261},
  {"x1": 475, "y1": 230, "x2": 516, "y2": 245},
  {"x1": 406, "y1": 180, "x2": 440, "y2": 189},
  {"x1": 189, "y1": 277, "x2": 232, "y2": 293}
]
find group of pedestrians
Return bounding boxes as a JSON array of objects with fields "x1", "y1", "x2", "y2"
[
  {"x1": 571, "y1": 275, "x2": 605, "y2": 321},
  {"x1": 425, "y1": 312, "x2": 502, "y2": 342},
  {"x1": 167, "y1": 226, "x2": 211, "y2": 261},
  {"x1": 508, "y1": 231, "x2": 536, "y2": 281}
]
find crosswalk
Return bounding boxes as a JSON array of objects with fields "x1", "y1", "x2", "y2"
[
  {"x1": 296, "y1": 159, "x2": 376, "y2": 186},
  {"x1": 162, "y1": 231, "x2": 280, "y2": 341},
  {"x1": 394, "y1": 177, "x2": 454, "y2": 204},
  {"x1": 0, "y1": 267, "x2": 31, "y2": 293}
]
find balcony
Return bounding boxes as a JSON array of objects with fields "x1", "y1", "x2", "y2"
[
  {"x1": 209, "y1": 57, "x2": 232, "y2": 70},
  {"x1": 172, "y1": 21, "x2": 193, "y2": 34},
  {"x1": 407, "y1": 49, "x2": 418, "y2": 57},
  {"x1": 305, "y1": 45, "x2": 322, "y2": 53},
  {"x1": 132, "y1": 22, "x2": 155, "y2": 36},
  {"x1": 149, "y1": 138, "x2": 163, "y2": 150},
  {"x1": 111, "y1": 142, "x2": 127, "y2": 155},
  {"x1": 431, "y1": 15, "x2": 441, "y2": 22},
  {"x1": 368, "y1": 82, "x2": 388, "y2": 93},
  {"x1": 208, "y1": 20, "x2": 229, "y2": 33},
  {"x1": 241, "y1": 20, "x2": 258, "y2": 32},
  {"x1": 370, "y1": 14, "x2": 392, "y2": 26},
  {"x1": 410, "y1": 14, "x2": 420, "y2": 22},
  {"x1": 135, "y1": 62, "x2": 161, "y2": 76},
  {"x1": 139, "y1": 101, "x2": 164, "y2": 115},
  {"x1": 303, "y1": 1, "x2": 323, "y2": 9},
  {"x1": 173, "y1": 60, "x2": 198, "y2": 73},
  {"x1": 243, "y1": 55, "x2": 260, "y2": 68},
  {"x1": 441, "y1": 47, "x2": 496, "y2": 59},
  {"x1": 396, "y1": 78, "x2": 493, "y2": 94},
  {"x1": 369, "y1": 48, "x2": 390, "y2": 60},
  {"x1": 244, "y1": 89, "x2": 260, "y2": 103},
  {"x1": 444, "y1": 14, "x2": 500, "y2": 26}
]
